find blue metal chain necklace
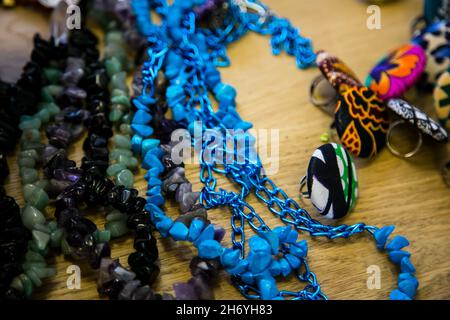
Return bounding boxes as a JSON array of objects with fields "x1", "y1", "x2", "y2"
[{"x1": 130, "y1": 0, "x2": 418, "y2": 300}]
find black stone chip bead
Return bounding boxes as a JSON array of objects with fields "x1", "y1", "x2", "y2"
[{"x1": 0, "y1": 153, "x2": 9, "y2": 185}]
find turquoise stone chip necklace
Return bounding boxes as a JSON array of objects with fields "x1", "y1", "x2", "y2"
[{"x1": 129, "y1": 0, "x2": 418, "y2": 300}]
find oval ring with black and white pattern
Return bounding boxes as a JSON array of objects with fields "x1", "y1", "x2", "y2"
[
  {"x1": 386, "y1": 98, "x2": 449, "y2": 143},
  {"x1": 300, "y1": 143, "x2": 358, "y2": 219}
]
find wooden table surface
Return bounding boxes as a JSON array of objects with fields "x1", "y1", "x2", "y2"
[{"x1": 1, "y1": 0, "x2": 450, "y2": 300}]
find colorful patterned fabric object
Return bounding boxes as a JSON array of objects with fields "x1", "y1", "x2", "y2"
[
  {"x1": 306, "y1": 143, "x2": 358, "y2": 219},
  {"x1": 366, "y1": 44, "x2": 426, "y2": 100},
  {"x1": 387, "y1": 99, "x2": 448, "y2": 142},
  {"x1": 434, "y1": 69, "x2": 450, "y2": 131},
  {"x1": 412, "y1": 20, "x2": 450, "y2": 86},
  {"x1": 316, "y1": 50, "x2": 363, "y2": 93},
  {"x1": 335, "y1": 86, "x2": 389, "y2": 158}
]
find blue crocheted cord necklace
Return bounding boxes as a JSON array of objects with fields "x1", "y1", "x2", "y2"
[{"x1": 130, "y1": 0, "x2": 418, "y2": 300}]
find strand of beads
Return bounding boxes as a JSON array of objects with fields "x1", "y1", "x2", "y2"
[
  {"x1": 7, "y1": 34, "x2": 70, "y2": 299},
  {"x1": 0, "y1": 76, "x2": 36, "y2": 299},
  {"x1": 132, "y1": 0, "x2": 419, "y2": 300}
]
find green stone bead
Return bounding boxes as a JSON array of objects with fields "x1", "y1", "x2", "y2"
[
  {"x1": 10, "y1": 276, "x2": 23, "y2": 293},
  {"x1": 120, "y1": 124, "x2": 132, "y2": 135},
  {"x1": 33, "y1": 223, "x2": 51, "y2": 234},
  {"x1": 106, "y1": 31, "x2": 123, "y2": 43},
  {"x1": 19, "y1": 118, "x2": 41, "y2": 131},
  {"x1": 35, "y1": 108, "x2": 51, "y2": 123},
  {"x1": 20, "y1": 168, "x2": 39, "y2": 185},
  {"x1": 110, "y1": 72, "x2": 129, "y2": 93},
  {"x1": 21, "y1": 141, "x2": 44, "y2": 153},
  {"x1": 28, "y1": 241, "x2": 49, "y2": 256},
  {"x1": 35, "y1": 179, "x2": 49, "y2": 191},
  {"x1": 116, "y1": 154, "x2": 131, "y2": 166},
  {"x1": 111, "y1": 95, "x2": 131, "y2": 108},
  {"x1": 18, "y1": 157, "x2": 36, "y2": 168},
  {"x1": 43, "y1": 68, "x2": 62, "y2": 84},
  {"x1": 32, "y1": 230, "x2": 50, "y2": 251},
  {"x1": 116, "y1": 169, "x2": 134, "y2": 188},
  {"x1": 48, "y1": 85, "x2": 63, "y2": 95},
  {"x1": 41, "y1": 87, "x2": 54, "y2": 102},
  {"x1": 23, "y1": 261, "x2": 46, "y2": 271},
  {"x1": 109, "y1": 108, "x2": 124, "y2": 122},
  {"x1": 47, "y1": 220, "x2": 58, "y2": 232},
  {"x1": 19, "y1": 274, "x2": 33, "y2": 297},
  {"x1": 40, "y1": 102, "x2": 60, "y2": 117},
  {"x1": 105, "y1": 220, "x2": 128, "y2": 238},
  {"x1": 112, "y1": 88, "x2": 128, "y2": 97},
  {"x1": 21, "y1": 129, "x2": 41, "y2": 143},
  {"x1": 110, "y1": 148, "x2": 132, "y2": 160},
  {"x1": 106, "y1": 210, "x2": 127, "y2": 222},
  {"x1": 122, "y1": 112, "x2": 132, "y2": 124},
  {"x1": 25, "y1": 269, "x2": 42, "y2": 287},
  {"x1": 107, "y1": 163, "x2": 126, "y2": 177},
  {"x1": 20, "y1": 149, "x2": 39, "y2": 161},
  {"x1": 113, "y1": 134, "x2": 131, "y2": 149},
  {"x1": 96, "y1": 230, "x2": 111, "y2": 243},
  {"x1": 25, "y1": 250, "x2": 45, "y2": 263},
  {"x1": 61, "y1": 238, "x2": 72, "y2": 255},
  {"x1": 50, "y1": 228, "x2": 63, "y2": 248},
  {"x1": 23, "y1": 184, "x2": 49, "y2": 211},
  {"x1": 127, "y1": 157, "x2": 138, "y2": 170},
  {"x1": 20, "y1": 205, "x2": 46, "y2": 230},
  {"x1": 105, "y1": 57, "x2": 122, "y2": 77}
]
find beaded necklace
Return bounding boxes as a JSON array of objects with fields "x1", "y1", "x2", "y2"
[{"x1": 130, "y1": 0, "x2": 419, "y2": 300}]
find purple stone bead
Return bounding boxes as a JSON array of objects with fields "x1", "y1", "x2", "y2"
[
  {"x1": 173, "y1": 282, "x2": 198, "y2": 300},
  {"x1": 188, "y1": 275, "x2": 214, "y2": 300},
  {"x1": 213, "y1": 225, "x2": 226, "y2": 242}
]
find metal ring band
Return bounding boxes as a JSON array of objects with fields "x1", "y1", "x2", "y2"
[
  {"x1": 309, "y1": 74, "x2": 339, "y2": 109},
  {"x1": 386, "y1": 120, "x2": 423, "y2": 159}
]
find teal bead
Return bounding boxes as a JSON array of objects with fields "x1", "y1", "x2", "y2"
[
  {"x1": 23, "y1": 184, "x2": 49, "y2": 211},
  {"x1": 21, "y1": 205, "x2": 46, "y2": 230},
  {"x1": 279, "y1": 258, "x2": 291, "y2": 277},
  {"x1": 390, "y1": 289, "x2": 411, "y2": 300},
  {"x1": 398, "y1": 278, "x2": 419, "y2": 298},
  {"x1": 285, "y1": 254, "x2": 301, "y2": 269},
  {"x1": 258, "y1": 277, "x2": 278, "y2": 300},
  {"x1": 400, "y1": 257, "x2": 416, "y2": 273},
  {"x1": 258, "y1": 231, "x2": 280, "y2": 254},
  {"x1": 107, "y1": 163, "x2": 126, "y2": 177},
  {"x1": 155, "y1": 216, "x2": 174, "y2": 237},
  {"x1": 374, "y1": 226, "x2": 395, "y2": 250},
  {"x1": 32, "y1": 230, "x2": 50, "y2": 250},
  {"x1": 142, "y1": 152, "x2": 164, "y2": 171},
  {"x1": 290, "y1": 240, "x2": 308, "y2": 258},
  {"x1": 169, "y1": 222, "x2": 189, "y2": 241},
  {"x1": 19, "y1": 118, "x2": 42, "y2": 131},
  {"x1": 269, "y1": 260, "x2": 281, "y2": 277},
  {"x1": 133, "y1": 110, "x2": 152, "y2": 125},
  {"x1": 198, "y1": 240, "x2": 223, "y2": 259},
  {"x1": 249, "y1": 236, "x2": 271, "y2": 254},
  {"x1": 220, "y1": 249, "x2": 240, "y2": 269},
  {"x1": 105, "y1": 221, "x2": 129, "y2": 238},
  {"x1": 113, "y1": 135, "x2": 132, "y2": 149},
  {"x1": 248, "y1": 251, "x2": 271, "y2": 273},
  {"x1": 131, "y1": 124, "x2": 154, "y2": 137},
  {"x1": 20, "y1": 168, "x2": 39, "y2": 184},
  {"x1": 116, "y1": 169, "x2": 134, "y2": 188},
  {"x1": 141, "y1": 139, "x2": 160, "y2": 156},
  {"x1": 18, "y1": 157, "x2": 36, "y2": 168},
  {"x1": 194, "y1": 224, "x2": 215, "y2": 247},
  {"x1": 389, "y1": 250, "x2": 411, "y2": 264},
  {"x1": 386, "y1": 236, "x2": 410, "y2": 252}
]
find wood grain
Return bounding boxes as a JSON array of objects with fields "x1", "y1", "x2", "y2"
[{"x1": 1, "y1": 0, "x2": 450, "y2": 300}]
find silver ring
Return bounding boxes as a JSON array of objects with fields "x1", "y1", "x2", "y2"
[
  {"x1": 386, "y1": 120, "x2": 423, "y2": 158},
  {"x1": 309, "y1": 75, "x2": 339, "y2": 111}
]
